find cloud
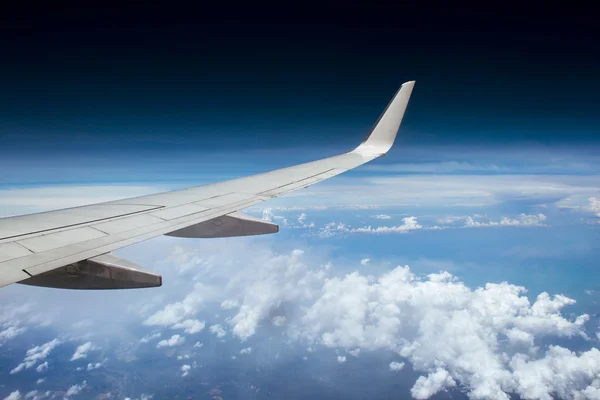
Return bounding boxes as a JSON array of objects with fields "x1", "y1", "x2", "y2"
[
  {"x1": 64, "y1": 381, "x2": 87, "y2": 398},
  {"x1": 590, "y1": 197, "x2": 600, "y2": 219},
  {"x1": 240, "y1": 347, "x2": 252, "y2": 355},
  {"x1": 318, "y1": 216, "x2": 425, "y2": 237},
  {"x1": 298, "y1": 213, "x2": 307, "y2": 224},
  {"x1": 360, "y1": 258, "x2": 370, "y2": 266},
  {"x1": 372, "y1": 214, "x2": 392, "y2": 219},
  {"x1": 4, "y1": 391, "x2": 22, "y2": 400},
  {"x1": 35, "y1": 361, "x2": 48, "y2": 372},
  {"x1": 171, "y1": 319, "x2": 205, "y2": 334},
  {"x1": 35, "y1": 378, "x2": 45, "y2": 384},
  {"x1": 143, "y1": 283, "x2": 209, "y2": 326},
  {"x1": 11, "y1": 339, "x2": 61, "y2": 374},
  {"x1": 140, "y1": 332, "x2": 162, "y2": 343},
  {"x1": 209, "y1": 324, "x2": 226, "y2": 338},
  {"x1": 180, "y1": 364, "x2": 191, "y2": 377},
  {"x1": 272, "y1": 316, "x2": 286, "y2": 327},
  {"x1": 70, "y1": 342, "x2": 99, "y2": 361},
  {"x1": 411, "y1": 369, "x2": 456, "y2": 399},
  {"x1": 464, "y1": 213, "x2": 547, "y2": 227},
  {"x1": 153, "y1": 244, "x2": 596, "y2": 399},
  {"x1": 193, "y1": 342, "x2": 203, "y2": 348},
  {"x1": 337, "y1": 356, "x2": 346, "y2": 363},
  {"x1": 0, "y1": 326, "x2": 26, "y2": 344},
  {"x1": 86, "y1": 362, "x2": 104, "y2": 371},
  {"x1": 156, "y1": 334, "x2": 185, "y2": 348},
  {"x1": 299, "y1": 174, "x2": 600, "y2": 208},
  {"x1": 347, "y1": 348, "x2": 360, "y2": 357},
  {"x1": 389, "y1": 361, "x2": 405, "y2": 371}
]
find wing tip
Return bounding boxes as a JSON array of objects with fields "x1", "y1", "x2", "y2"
[{"x1": 353, "y1": 80, "x2": 415, "y2": 156}]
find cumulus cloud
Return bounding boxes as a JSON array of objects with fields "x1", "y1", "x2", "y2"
[
  {"x1": 143, "y1": 282, "x2": 210, "y2": 326},
  {"x1": 11, "y1": 339, "x2": 61, "y2": 374},
  {"x1": 209, "y1": 324, "x2": 226, "y2": 338},
  {"x1": 272, "y1": 316, "x2": 286, "y2": 327},
  {"x1": 86, "y1": 362, "x2": 104, "y2": 371},
  {"x1": 464, "y1": 213, "x2": 547, "y2": 227},
  {"x1": 180, "y1": 364, "x2": 191, "y2": 377},
  {"x1": 389, "y1": 361, "x2": 405, "y2": 371},
  {"x1": 318, "y1": 216, "x2": 424, "y2": 237},
  {"x1": 411, "y1": 369, "x2": 456, "y2": 399},
  {"x1": 171, "y1": 319, "x2": 205, "y2": 334},
  {"x1": 193, "y1": 342, "x2": 203, "y2": 348},
  {"x1": 436, "y1": 213, "x2": 549, "y2": 228},
  {"x1": 153, "y1": 244, "x2": 599, "y2": 399},
  {"x1": 240, "y1": 347, "x2": 252, "y2": 355},
  {"x1": 139, "y1": 332, "x2": 161, "y2": 343},
  {"x1": 64, "y1": 381, "x2": 87, "y2": 398},
  {"x1": 337, "y1": 356, "x2": 346, "y2": 363},
  {"x1": 156, "y1": 334, "x2": 185, "y2": 348},
  {"x1": 70, "y1": 342, "x2": 99, "y2": 361},
  {"x1": 35, "y1": 378, "x2": 45, "y2": 384},
  {"x1": 360, "y1": 258, "x2": 370, "y2": 266}
]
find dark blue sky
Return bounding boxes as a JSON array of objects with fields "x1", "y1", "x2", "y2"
[{"x1": 0, "y1": 3, "x2": 598, "y2": 160}]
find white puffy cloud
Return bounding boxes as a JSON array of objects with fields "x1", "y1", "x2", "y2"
[
  {"x1": 318, "y1": 216, "x2": 424, "y2": 237},
  {"x1": 10, "y1": 339, "x2": 61, "y2": 374},
  {"x1": 464, "y1": 213, "x2": 547, "y2": 227},
  {"x1": 35, "y1": 361, "x2": 48, "y2": 373},
  {"x1": 209, "y1": 324, "x2": 226, "y2": 338},
  {"x1": 337, "y1": 356, "x2": 346, "y2": 363},
  {"x1": 152, "y1": 244, "x2": 598, "y2": 399},
  {"x1": 171, "y1": 319, "x2": 205, "y2": 334},
  {"x1": 180, "y1": 364, "x2": 191, "y2": 377},
  {"x1": 70, "y1": 341, "x2": 99, "y2": 361},
  {"x1": 139, "y1": 332, "x2": 161, "y2": 343},
  {"x1": 389, "y1": 361, "x2": 405, "y2": 371},
  {"x1": 411, "y1": 369, "x2": 456, "y2": 399},
  {"x1": 510, "y1": 346, "x2": 600, "y2": 400},
  {"x1": 143, "y1": 283, "x2": 209, "y2": 326},
  {"x1": 86, "y1": 362, "x2": 103, "y2": 371},
  {"x1": 360, "y1": 258, "x2": 370, "y2": 266},
  {"x1": 4, "y1": 391, "x2": 22, "y2": 400},
  {"x1": 240, "y1": 347, "x2": 252, "y2": 355},
  {"x1": 156, "y1": 334, "x2": 185, "y2": 348},
  {"x1": 64, "y1": 381, "x2": 87, "y2": 398}
]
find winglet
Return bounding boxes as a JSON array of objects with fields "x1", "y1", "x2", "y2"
[{"x1": 353, "y1": 80, "x2": 415, "y2": 156}]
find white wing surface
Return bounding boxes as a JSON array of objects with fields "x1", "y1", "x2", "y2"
[{"x1": 0, "y1": 81, "x2": 415, "y2": 290}]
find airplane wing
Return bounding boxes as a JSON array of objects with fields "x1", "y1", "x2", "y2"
[{"x1": 0, "y1": 81, "x2": 415, "y2": 290}]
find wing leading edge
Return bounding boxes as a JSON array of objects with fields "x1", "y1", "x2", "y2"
[{"x1": 0, "y1": 81, "x2": 415, "y2": 289}]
